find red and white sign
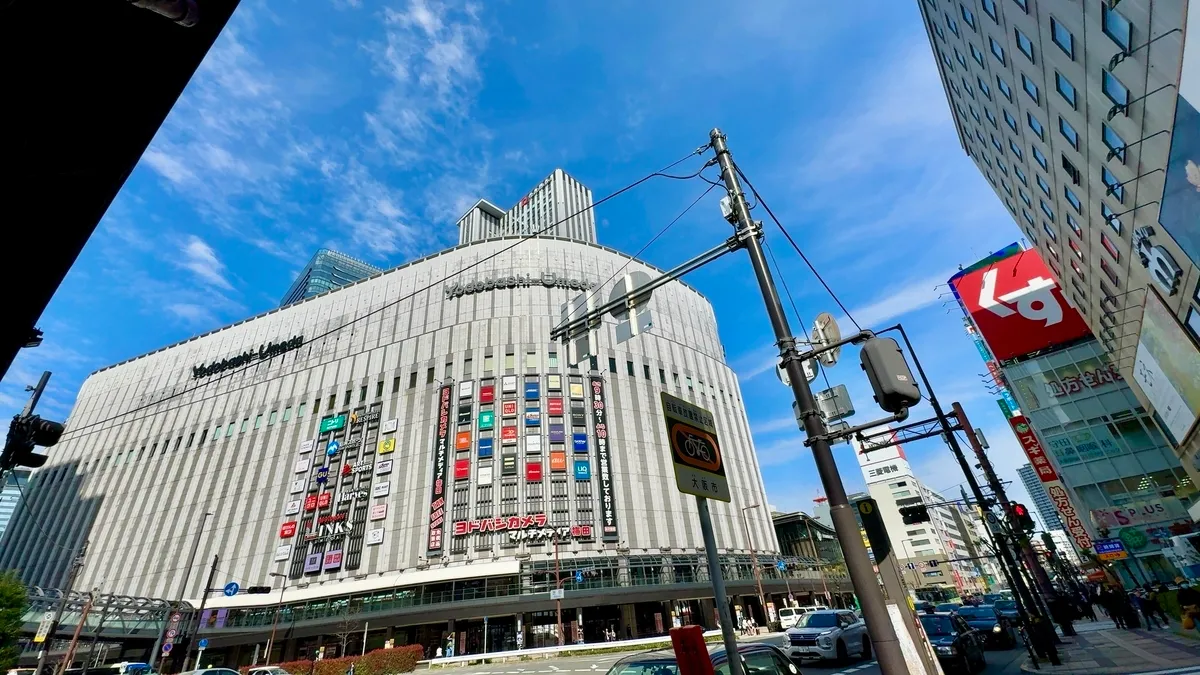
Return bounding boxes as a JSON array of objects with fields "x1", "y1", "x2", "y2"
[
  {"x1": 1008, "y1": 415, "x2": 1093, "y2": 551},
  {"x1": 501, "y1": 401, "x2": 517, "y2": 417},
  {"x1": 547, "y1": 398, "x2": 564, "y2": 416},
  {"x1": 370, "y1": 503, "x2": 388, "y2": 520},
  {"x1": 480, "y1": 385, "x2": 495, "y2": 403},
  {"x1": 316, "y1": 492, "x2": 332, "y2": 509},
  {"x1": 452, "y1": 513, "x2": 549, "y2": 535},
  {"x1": 280, "y1": 521, "x2": 298, "y2": 538},
  {"x1": 304, "y1": 494, "x2": 318, "y2": 512},
  {"x1": 501, "y1": 425, "x2": 518, "y2": 443},
  {"x1": 526, "y1": 461, "x2": 543, "y2": 481},
  {"x1": 454, "y1": 458, "x2": 470, "y2": 481},
  {"x1": 1044, "y1": 363, "x2": 1124, "y2": 398},
  {"x1": 456, "y1": 431, "x2": 471, "y2": 450},
  {"x1": 950, "y1": 250, "x2": 1090, "y2": 361}
]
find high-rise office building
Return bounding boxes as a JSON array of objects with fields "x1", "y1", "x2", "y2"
[
  {"x1": 456, "y1": 169, "x2": 597, "y2": 244},
  {"x1": 0, "y1": 470, "x2": 29, "y2": 541},
  {"x1": 918, "y1": 0, "x2": 1200, "y2": 485},
  {"x1": 1017, "y1": 463, "x2": 1064, "y2": 531},
  {"x1": 279, "y1": 249, "x2": 381, "y2": 308}
]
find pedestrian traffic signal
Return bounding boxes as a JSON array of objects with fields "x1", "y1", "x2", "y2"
[
  {"x1": 1013, "y1": 503, "x2": 1035, "y2": 531},
  {"x1": 859, "y1": 337, "x2": 921, "y2": 414},
  {"x1": 0, "y1": 414, "x2": 64, "y2": 472},
  {"x1": 1040, "y1": 531, "x2": 1057, "y2": 552},
  {"x1": 899, "y1": 504, "x2": 931, "y2": 525}
]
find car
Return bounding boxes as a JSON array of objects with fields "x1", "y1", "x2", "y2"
[
  {"x1": 919, "y1": 612, "x2": 987, "y2": 673},
  {"x1": 776, "y1": 605, "x2": 828, "y2": 630},
  {"x1": 179, "y1": 669, "x2": 239, "y2": 675},
  {"x1": 605, "y1": 642, "x2": 801, "y2": 675},
  {"x1": 953, "y1": 605, "x2": 1016, "y2": 649},
  {"x1": 935, "y1": 603, "x2": 963, "y2": 613},
  {"x1": 784, "y1": 609, "x2": 869, "y2": 663},
  {"x1": 248, "y1": 668, "x2": 292, "y2": 675},
  {"x1": 992, "y1": 599, "x2": 1019, "y2": 623}
]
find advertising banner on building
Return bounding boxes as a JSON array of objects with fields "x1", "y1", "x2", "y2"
[
  {"x1": 1133, "y1": 290, "x2": 1200, "y2": 445},
  {"x1": 1157, "y1": 93, "x2": 1200, "y2": 269},
  {"x1": 1008, "y1": 415, "x2": 1093, "y2": 551},
  {"x1": 949, "y1": 249, "x2": 1090, "y2": 361},
  {"x1": 427, "y1": 384, "x2": 453, "y2": 556},
  {"x1": 590, "y1": 375, "x2": 620, "y2": 541}
]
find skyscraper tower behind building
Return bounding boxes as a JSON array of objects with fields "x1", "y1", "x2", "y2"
[
  {"x1": 456, "y1": 169, "x2": 596, "y2": 244},
  {"x1": 280, "y1": 249, "x2": 382, "y2": 308},
  {"x1": 1017, "y1": 463, "x2": 1064, "y2": 531}
]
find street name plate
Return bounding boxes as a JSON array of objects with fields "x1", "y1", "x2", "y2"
[{"x1": 661, "y1": 392, "x2": 729, "y2": 502}]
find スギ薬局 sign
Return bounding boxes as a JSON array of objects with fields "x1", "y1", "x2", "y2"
[{"x1": 1009, "y1": 415, "x2": 1093, "y2": 551}]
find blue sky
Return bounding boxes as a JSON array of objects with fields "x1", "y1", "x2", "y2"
[{"x1": 2, "y1": 0, "x2": 1043, "y2": 519}]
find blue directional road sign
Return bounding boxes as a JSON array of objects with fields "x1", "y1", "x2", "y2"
[
  {"x1": 223, "y1": 582, "x2": 240, "y2": 597},
  {"x1": 575, "y1": 570, "x2": 583, "y2": 583},
  {"x1": 776, "y1": 560, "x2": 786, "y2": 571},
  {"x1": 326, "y1": 440, "x2": 340, "y2": 457},
  {"x1": 161, "y1": 643, "x2": 173, "y2": 654},
  {"x1": 197, "y1": 639, "x2": 209, "y2": 649}
]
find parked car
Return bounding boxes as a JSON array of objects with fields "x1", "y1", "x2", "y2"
[
  {"x1": 179, "y1": 669, "x2": 239, "y2": 675},
  {"x1": 918, "y1": 613, "x2": 987, "y2": 673},
  {"x1": 248, "y1": 668, "x2": 292, "y2": 675},
  {"x1": 954, "y1": 605, "x2": 1016, "y2": 649},
  {"x1": 992, "y1": 599, "x2": 1020, "y2": 623},
  {"x1": 935, "y1": 603, "x2": 963, "y2": 613},
  {"x1": 606, "y1": 642, "x2": 800, "y2": 675},
  {"x1": 783, "y1": 609, "x2": 869, "y2": 663},
  {"x1": 776, "y1": 605, "x2": 829, "y2": 630}
]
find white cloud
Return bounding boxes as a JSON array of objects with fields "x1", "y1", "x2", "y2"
[
  {"x1": 838, "y1": 269, "x2": 958, "y2": 330},
  {"x1": 178, "y1": 235, "x2": 234, "y2": 291},
  {"x1": 142, "y1": 148, "x2": 196, "y2": 185},
  {"x1": 751, "y1": 416, "x2": 798, "y2": 436},
  {"x1": 166, "y1": 303, "x2": 219, "y2": 326}
]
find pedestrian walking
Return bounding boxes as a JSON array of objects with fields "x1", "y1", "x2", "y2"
[
  {"x1": 1177, "y1": 579, "x2": 1200, "y2": 630},
  {"x1": 1133, "y1": 589, "x2": 1163, "y2": 629},
  {"x1": 1145, "y1": 584, "x2": 1169, "y2": 625}
]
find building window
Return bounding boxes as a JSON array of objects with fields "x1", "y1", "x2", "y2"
[
  {"x1": 283, "y1": 406, "x2": 292, "y2": 422},
  {"x1": 940, "y1": 49, "x2": 954, "y2": 71},
  {"x1": 1040, "y1": 199, "x2": 1055, "y2": 222},
  {"x1": 933, "y1": 20, "x2": 945, "y2": 41},
  {"x1": 1051, "y1": 17, "x2": 1075, "y2": 58},
  {"x1": 977, "y1": 76, "x2": 992, "y2": 99},
  {"x1": 1037, "y1": 175, "x2": 1051, "y2": 197},
  {"x1": 1013, "y1": 0, "x2": 1027, "y2": 11},
  {"x1": 549, "y1": 352, "x2": 559, "y2": 369},
  {"x1": 427, "y1": 367, "x2": 435, "y2": 384},
  {"x1": 1101, "y1": 258, "x2": 1121, "y2": 286},
  {"x1": 1058, "y1": 117, "x2": 1079, "y2": 149},
  {"x1": 1061, "y1": 154, "x2": 1081, "y2": 184},
  {"x1": 961, "y1": 4, "x2": 976, "y2": 29},
  {"x1": 1027, "y1": 112, "x2": 1044, "y2": 140},
  {"x1": 526, "y1": 351, "x2": 538, "y2": 371},
  {"x1": 1003, "y1": 110, "x2": 1018, "y2": 132},
  {"x1": 1101, "y1": 232, "x2": 1121, "y2": 261},
  {"x1": 608, "y1": 357, "x2": 617, "y2": 373},
  {"x1": 484, "y1": 354, "x2": 495, "y2": 373},
  {"x1": 226, "y1": 423, "x2": 234, "y2": 437},
  {"x1": 1032, "y1": 146, "x2": 1048, "y2": 171},
  {"x1": 1102, "y1": 3, "x2": 1133, "y2": 52},
  {"x1": 1014, "y1": 165, "x2": 1027, "y2": 186},
  {"x1": 1021, "y1": 74, "x2": 1039, "y2": 103},
  {"x1": 955, "y1": 48, "x2": 967, "y2": 68},
  {"x1": 1102, "y1": 166, "x2": 1125, "y2": 202},
  {"x1": 1102, "y1": 203, "x2": 1123, "y2": 234},
  {"x1": 1103, "y1": 70, "x2": 1130, "y2": 107},
  {"x1": 1069, "y1": 238, "x2": 1083, "y2": 259},
  {"x1": 504, "y1": 353, "x2": 515, "y2": 371},
  {"x1": 1055, "y1": 73, "x2": 1077, "y2": 108},
  {"x1": 997, "y1": 157, "x2": 1008, "y2": 175},
  {"x1": 299, "y1": 401, "x2": 307, "y2": 417},
  {"x1": 971, "y1": 43, "x2": 986, "y2": 66},
  {"x1": 985, "y1": 108, "x2": 997, "y2": 128},
  {"x1": 1002, "y1": 181, "x2": 1013, "y2": 197},
  {"x1": 962, "y1": 77, "x2": 975, "y2": 99},
  {"x1": 1043, "y1": 222, "x2": 1058, "y2": 242},
  {"x1": 946, "y1": 13, "x2": 959, "y2": 36},
  {"x1": 1067, "y1": 214, "x2": 1082, "y2": 236},
  {"x1": 626, "y1": 360, "x2": 635, "y2": 376},
  {"x1": 1102, "y1": 124, "x2": 1127, "y2": 162},
  {"x1": 982, "y1": 0, "x2": 997, "y2": 20},
  {"x1": 269, "y1": 410, "x2": 278, "y2": 425},
  {"x1": 1009, "y1": 139, "x2": 1024, "y2": 160},
  {"x1": 994, "y1": 76, "x2": 1011, "y2": 103},
  {"x1": 989, "y1": 36, "x2": 1006, "y2": 64},
  {"x1": 1064, "y1": 187, "x2": 1082, "y2": 213},
  {"x1": 254, "y1": 414, "x2": 263, "y2": 429},
  {"x1": 1070, "y1": 259, "x2": 1084, "y2": 278},
  {"x1": 659, "y1": 368, "x2": 666, "y2": 384},
  {"x1": 992, "y1": 134, "x2": 1004, "y2": 153},
  {"x1": 1020, "y1": 188, "x2": 1032, "y2": 208},
  {"x1": 1015, "y1": 28, "x2": 1035, "y2": 61}
]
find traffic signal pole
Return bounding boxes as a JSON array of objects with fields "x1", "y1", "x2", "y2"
[
  {"x1": 710, "y1": 129, "x2": 909, "y2": 675},
  {"x1": 181, "y1": 555, "x2": 220, "y2": 671}
]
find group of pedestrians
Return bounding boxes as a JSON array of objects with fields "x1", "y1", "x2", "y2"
[
  {"x1": 739, "y1": 616, "x2": 758, "y2": 636},
  {"x1": 1090, "y1": 583, "x2": 1172, "y2": 630}
]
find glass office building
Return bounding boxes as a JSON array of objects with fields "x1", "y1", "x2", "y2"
[
  {"x1": 279, "y1": 249, "x2": 382, "y2": 308},
  {"x1": 0, "y1": 470, "x2": 29, "y2": 541},
  {"x1": 1003, "y1": 339, "x2": 1196, "y2": 583}
]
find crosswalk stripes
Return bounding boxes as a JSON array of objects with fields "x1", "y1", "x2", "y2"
[
  {"x1": 1129, "y1": 666, "x2": 1200, "y2": 675},
  {"x1": 830, "y1": 661, "x2": 878, "y2": 675}
]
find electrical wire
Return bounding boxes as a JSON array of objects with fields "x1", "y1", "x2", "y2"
[
  {"x1": 62, "y1": 148, "x2": 710, "y2": 439},
  {"x1": 734, "y1": 164, "x2": 862, "y2": 332},
  {"x1": 763, "y1": 240, "x2": 840, "y2": 405},
  {"x1": 11, "y1": 474, "x2": 75, "y2": 552}
]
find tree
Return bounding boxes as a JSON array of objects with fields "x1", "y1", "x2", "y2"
[
  {"x1": 0, "y1": 571, "x2": 27, "y2": 671},
  {"x1": 331, "y1": 610, "x2": 360, "y2": 658}
]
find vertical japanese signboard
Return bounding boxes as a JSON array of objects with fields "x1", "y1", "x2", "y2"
[
  {"x1": 427, "y1": 384, "x2": 453, "y2": 556},
  {"x1": 590, "y1": 375, "x2": 620, "y2": 542},
  {"x1": 1008, "y1": 414, "x2": 1093, "y2": 551}
]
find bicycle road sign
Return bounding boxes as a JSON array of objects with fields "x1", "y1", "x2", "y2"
[{"x1": 661, "y1": 392, "x2": 729, "y2": 502}]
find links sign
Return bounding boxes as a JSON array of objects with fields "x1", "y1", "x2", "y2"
[{"x1": 661, "y1": 392, "x2": 728, "y2": 502}]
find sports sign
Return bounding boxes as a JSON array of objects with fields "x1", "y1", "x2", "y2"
[
  {"x1": 949, "y1": 249, "x2": 1090, "y2": 361},
  {"x1": 661, "y1": 392, "x2": 728, "y2": 502}
]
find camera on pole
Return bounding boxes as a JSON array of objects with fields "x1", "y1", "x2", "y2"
[
  {"x1": 1, "y1": 414, "x2": 64, "y2": 472},
  {"x1": 859, "y1": 337, "x2": 921, "y2": 414}
]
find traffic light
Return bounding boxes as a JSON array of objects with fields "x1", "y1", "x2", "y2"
[
  {"x1": 899, "y1": 504, "x2": 931, "y2": 525},
  {"x1": 1040, "y1": 531, "x2": 1057, "y2": 552},
  {"x1": 245, "y1": 586, "x2": 273, "y2": 594},
  {"x1": 1012, "y1": 503, "x2": 1035, "y2": 532},
  {"x1": 0, "y1": 414, "x2": 64, "y2": 472},
  {"x1": 859, "y1": 337, "x2": 921, "y2": 414}
]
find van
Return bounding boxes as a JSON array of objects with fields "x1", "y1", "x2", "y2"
[{"x1": 777, "y1": 604, "x2": 828, "y2": 629}]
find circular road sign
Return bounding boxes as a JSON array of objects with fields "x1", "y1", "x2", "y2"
[
  {"x1": 223, "y1": 582, "x2": 240, "y2": 597},
  {"x1": 198, "y1": 639, "x2": 209, "y2": 649},
  {"x1": 608, "y1": 271, "x2": 653, "y2": 320},
  {"x1": 776, "y1": 560, "x2": 786, "y2": 571},
  {"x1": 170, "y1": 612, "x2": 182, "y2": 623},
  {"x1": 166, "y1": 629, "x2": 178, "y2": 639},
  {"x1": 161, "y1": 643, "x2": 173, "y2": 654}
]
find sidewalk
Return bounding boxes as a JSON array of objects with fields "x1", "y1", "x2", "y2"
[{"x1": 1020, "y1": 619, "x2": 1200, "y2": 674}]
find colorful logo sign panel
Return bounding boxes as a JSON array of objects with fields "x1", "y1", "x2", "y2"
[
  {"x1": 426, "y1": 385, "x2": 453, "y2": 556},
  {"x1": 590, "y1": 376, "x2": 620, "y2": 541}
]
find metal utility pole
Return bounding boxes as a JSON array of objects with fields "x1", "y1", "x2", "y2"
[
  {"x1": 181, "y1": 555, "x2": 219, "y2": 671},
  {"x1": 266, "y1": 572, "x2": 288, "y2": 665},
  {"x1": 35, "y1": 541, "x2": 88, "y2": 675},
  {"x1": 710, "y1": 128, "x2": 909, "y2": 675},
  {"x1": 22, "y1": 371, "x2": 51, "y2": 417},
  {"x1": 697, "y1": 496, "x2": 743, "y2": 675},
  {"x1": 151, "y1": 511, "x2": 212, "y2": 668},
  {"x1": 805, "y1": 522, "x2": 832, "y2": 605},
  {"x1": 740, "y1": 504, "x2": 766, "y2": 621},
  {"x1": 55, "y1": 589, "x2": 94, "y2": 675},
  {"x1": 554, "y1": 535, "x2": 564, "y2": 646}
]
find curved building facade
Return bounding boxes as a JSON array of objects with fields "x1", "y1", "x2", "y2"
[{"x1": 3, "y1": 227, "x2": 846, "y2": 661}]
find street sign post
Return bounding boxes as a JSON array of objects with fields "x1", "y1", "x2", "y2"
[
  {"x1": 660, "y1": 393, "x2": 741, "y2": 675},
  {"x1": 776, "y1": 560, "x2": 786, "y2": 571},
  {"x1": 1094, "y1": 538, "x2": 1129, "y2": 561},
  {"x1": 550, "y1": 589, "x2": 564, "y2": 600},
  {"x1": 33, "y1": 611, "x2": 54, "y2": 643},
  {"x1": 661, "y1": 392, "x2": 729, "y2": 502}
]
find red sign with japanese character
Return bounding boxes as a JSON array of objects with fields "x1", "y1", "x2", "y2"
[
  {"x1": 451, "y1": 513, "x2": 550, "y2": 536},
  {"x1": 547, "y1": 398, "x2": 564, "y2": 416},
  {"x1": 501, "y1": 425, "x2": 518, "y2": 443},
  {"x1": 316, "y1": 491, "x2": 332, "y2": 509},
  {"x1": 1008, "y1": 415, "x2": 1093, "y2": 551},
  {"x1": 304, "y1": 494, "x2": 318, "y2": 512},
  {"x1": 1008, "y1": 415, "x2": 1058, "y2": 481},
  {"x1": 501, "y1": 401, "x2": 517, "y2": 417},
  {"x1": 526, "y1": 461, "x2": 543, "y2": 481},
  {"x1": 480, "y1": 385, "x2": 495, "y2": 403},
  {"x1": 280, "y1": 521, "x2": 298, "y2": 538},
  {"x1": 949, "y1": 249, "x2": 1090, "y2": 361},
  {"x1": 454, "y1": 458, "x2": 470, "y2": 481}
]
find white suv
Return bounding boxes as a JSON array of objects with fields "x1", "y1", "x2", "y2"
[
  {"x1": 777, "y1": 604, "x2": 828, "y2": 629},
  {"x1": 784, "y1": 609, "x2": 869, "y2": 663}
]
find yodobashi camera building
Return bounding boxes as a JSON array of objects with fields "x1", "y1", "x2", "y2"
[{"x1": 1, "y1": 171, "x2": 843, "y2": 661}]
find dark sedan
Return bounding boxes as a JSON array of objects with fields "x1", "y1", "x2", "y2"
[
  {"x1": 605, "y1": 642, "x2": 801, "y2": 675},
  {"x1": 919, "y1": 613, "x2": 987, "y2": 673},
  {"x1": 992, "y1": 599, "x2": 1020, "y2": 622},
  {"x1": 954, "y1": 605, "x2": 1017, "y2": 649}
]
